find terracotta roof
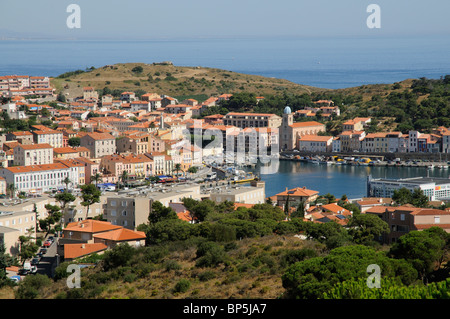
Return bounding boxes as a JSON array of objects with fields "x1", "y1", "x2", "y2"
[
  {"x1": 84, "y1": 132, "x2": 115, "y2": 140},
  {"x1": 226, "y1": 112, "x2": 277, "y2": 117},
  {"x1": 64, "y1": 243, "x2": 108, "y2": 259},
  {"x1": 411, "y1": 209, "x2": 450, "y2": 216},
  {"x1": 5, "y1": 163, "x2": 68, "y2": 174},
  {"x1": 299, "y1": 135, "x2": 333, "y2": 142},
  {"x1": 64, "y1": 220, "x2": 122, "y2": 233},
  {"x1": 321, "y1": 203, "x2": 351, "y2": 214},
  {"x1": 16, "y1": 143, "x2": 53, "y2": 150},
  {"x1": 53, "y1": 147, "x2": 78, "y2": 154},
  {"x1": 9, "y1": 131, "x2": 33, "y2": 136},
  {"x1": 93, "y1": 228, "x2": 146, "y2": 241},
  {"x1": 277, "y1": 187, "x2": 319, "y2": 197},
  {"x1": 290, "y1": 121, "x2": 324, "y2": 128}
]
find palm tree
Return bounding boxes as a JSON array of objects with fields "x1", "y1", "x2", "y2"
[
  {"x1": 173, "y1": 163, "x2": 183, "y2": 182},
  {"x1": 7, "y1": 183, "x2": 17, "y2": 199},
  {"x1": 62, "y1": 176, "x2": 71, "y2": 192},
  {"x1": 92, "y1": 172, "x2": 102, "y2": 187},
  {"x1": 120, "y1": 170, "x2": 128, "y2": 189}
]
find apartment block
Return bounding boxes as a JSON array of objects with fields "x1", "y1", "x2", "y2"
[
  {"x1": 80, "y1": 132, "x2": 116, "y2": 159},
  {"x1": 13, "y1": 143, "x2": 53, "y2": 166}
]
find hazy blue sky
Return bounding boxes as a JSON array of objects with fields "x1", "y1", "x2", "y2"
[{"x1": 1, "y1": 0, "x2": 450, "y2": 39}]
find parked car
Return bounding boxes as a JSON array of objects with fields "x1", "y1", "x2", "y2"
[
  {"x1": 30, "y1": 266, "x2": 38, "y2": 275},
  {"x1": 48, "y1": 236, "x2": 55, "y2": 242},
  {"x1": 43, "y1": 241, "x2": 51, "y2": 247},
  {"x1": 9, "y1": 276, "x2": 21, "y2": 283},
  {"x1": 18, "y1": 268, "x2": 29, "y2": 276},
  {"x1": 31, "y1": 257, "x2": 40, "y2": 266},
  {"x1": 39, "y1": 248, "x2": 47, "y2": 255}
]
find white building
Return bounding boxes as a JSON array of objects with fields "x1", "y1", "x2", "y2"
[
  {"x1": 0, "y1": 163, "x2": 76, "y2": 194},
  {"x1": 13, "y1": 143, "x2": 54, "y2": 166},
  {"x1": 332, "y1": 137, "x2": 341, "y2": 152},
  {"x1": 367, "y1": 176, "x2": 450, "y2": 201}
]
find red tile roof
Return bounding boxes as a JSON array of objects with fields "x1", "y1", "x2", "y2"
[{"x1": 64, "y1": 243, "x2": 108, "y2": 259}]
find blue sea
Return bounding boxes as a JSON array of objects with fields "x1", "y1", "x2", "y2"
[{"x1": 1, "y1": 35, "x2": 450, "y2": 89}]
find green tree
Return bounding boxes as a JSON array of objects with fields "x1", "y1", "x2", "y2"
[
  {"x1": 80, "y1": 183, "x2": 101, "y2": 220},
  {"x1": 181, "y1": 198, "x2": 215, "y2": 223},
  {"x1": 68, "y1": 137, "x2": 81, "y2": 147},
  {"x1": 15, "y1": 274, "x2": 52, "y2": 299},
  {"x1": 91, "y1": 172, "x2": 102, "y2": 187},
  {"x1": 173, "y1": 163, "x2": 183, "y2": 181},
  {"x1": 18, "y1": 228, "x2": 39, "y2": 263},
  {"x1": 347, "y1": 213, "x2": 390, "y2": 245},
  {"x1": 282, "y1": 245, "x2": 417, "y2": 299},
  {"x1": 44, "y1": 204, "x2": 62, "y2": 234},
  {"x1": 303, "y1": 221, "x2": 352, "y2": 250},
  {"x1": 389, "y1": 227, "x2": 449, "y2": 282},
  {"x1": 55, "y1": 192, "x2": 76, "y2": 226},
  {"x1": 120, "y1": 170, "x2": 128, "y2": 189},
  {"x1": 132, "y1": 66, "x2": 144, "y2": 74},
  {"x1": 148, "y1": 201, "x2": 178, "y2": 225},
  {"x1": 62, "y1": 176, "x2": 72, "y2": 191}
]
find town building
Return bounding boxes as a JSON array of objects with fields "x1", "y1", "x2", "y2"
[
  {"x1": 32, "y1": 128, "x2": 64, "y2": 148},
  {"x1": 13, "y1": 143, "x2": 54, "y2": 166},
  {"x1": 298, "y1": 135, "x2": 333, "y2": 152},
  {"x1": 223, "y1": 112, "x2": 282, "y2": 129},
  {"x1": 0, "y1": 163, "x2": 75, "y2": 194},
  {"x1": 280, "y1": 106, "x2": 326, "y2": 151},
  {"x1": 274, "y1": 186, "x2": 319, "y2": 209},
  {"x1": 365, "y1": 205, "x2": 450, "y2": 244},
  {"x1": 80, "y1": 132, "x2": 116, "y2": 159},
  {"x1": 367, "y1": 176, "x2": 450, "y2": 201}
]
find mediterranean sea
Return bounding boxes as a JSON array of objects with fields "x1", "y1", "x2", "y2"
[{"x1": 1, "y1": 35, "x2": 450, "y2": 89}]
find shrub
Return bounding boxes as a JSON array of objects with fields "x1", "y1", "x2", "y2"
[
  {"x1": 15, "y1": 274, "x2": 52, "y2": 299},
  {"x1": 102, "y1": 243, "x2": 136, "y2": 271},
  {"x1": 174, "y1": 279, "x2": 191, "y2": 293},
  {"x1": 198, "y1": 271, "x2": 216, "y2": 282},
  {"x1": 164, "y1": 260, "x2": 182, "y2": 272}
]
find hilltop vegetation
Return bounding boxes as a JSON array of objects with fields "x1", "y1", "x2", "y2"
[{"x1": 50, "y1": 62, "x2": 321, "y2": 102}]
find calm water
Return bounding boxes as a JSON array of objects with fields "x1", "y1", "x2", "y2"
[
  {"x1": 251, "y1": 160, "x2": 450, "y2": 199},
  {"x1": 2, "y1": 35, "x2": 450, "y2": 89}
]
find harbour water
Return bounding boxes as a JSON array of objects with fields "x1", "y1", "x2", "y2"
[{"x1": 249, "y1": 160, "x2": 450, "y2": 199}]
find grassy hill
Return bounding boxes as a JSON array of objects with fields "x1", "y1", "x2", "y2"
[{"x1": 51, "y1": 62, "x2": 324, "y2": 102}]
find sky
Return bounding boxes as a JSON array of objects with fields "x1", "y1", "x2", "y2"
[{"x1": 1, "y1": 0, "x2": 450, "y2": 39}]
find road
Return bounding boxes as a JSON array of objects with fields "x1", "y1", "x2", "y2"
[{"x1": 36, "y1": 236, "x2": 59, "y2": 278}]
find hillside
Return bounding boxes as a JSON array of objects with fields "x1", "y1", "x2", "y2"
[{"x1": 50, "y1": 62, "x2": 324, "y2": 102}]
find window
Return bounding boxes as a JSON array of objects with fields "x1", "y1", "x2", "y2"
[
  {"x1": 400, "y1": 214, "x2": 405, "y2": 221},
  {"x1": 122, "y1": 210, "x2": 127, "y2": 216}
]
